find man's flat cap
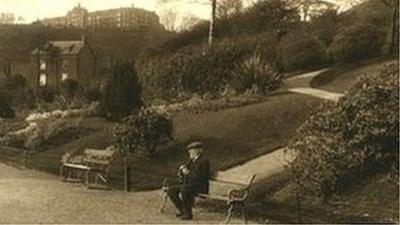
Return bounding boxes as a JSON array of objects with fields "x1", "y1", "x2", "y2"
[{"x1": 186, "y1": 141, "x2": 203, "y2": 151}]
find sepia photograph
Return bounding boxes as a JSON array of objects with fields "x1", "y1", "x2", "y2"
[{"x1": 0, "y1": 0, "x2": 399, "y2": 224}]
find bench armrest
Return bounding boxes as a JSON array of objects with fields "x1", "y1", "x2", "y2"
[{"x1": 228, "y1": 188, "x2": 249, "y2": 203}]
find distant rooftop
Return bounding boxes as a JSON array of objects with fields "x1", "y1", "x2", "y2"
[{"x1": 31, "y1": 40, "x2": 85, "y2": 56}]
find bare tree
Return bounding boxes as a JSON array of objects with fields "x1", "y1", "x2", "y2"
[
  {"x1": 159, "y1": 8, "x2": 178, "y2": 31},
  {"x1": 288, "y1": 0, "x2": 337, "y2": 21},
  {"x1": 17, "y1": 16, "x2": 25, "y2": 23},
  {"x1": 179, "y1": 14, "x2": 202, "y2": 31},
  {"x1": 217, "y1": 0, "x2": 243, "y2": 18},
  {"x1": 157, "y1": 0, "x2": 218, "y2": 46},
  {"x1": 0, "y1": 13, "x2": 16, "y2": 24}
]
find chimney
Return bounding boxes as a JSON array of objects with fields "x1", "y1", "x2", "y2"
[{"x1": 81, "y1": 35, "x2": 87, "y2": 45}]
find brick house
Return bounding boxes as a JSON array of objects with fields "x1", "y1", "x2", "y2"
[{"x1": 30, "y1": 36, "x2": 96, "y2": 90}]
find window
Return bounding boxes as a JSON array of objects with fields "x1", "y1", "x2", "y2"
[
  {"x1": 61, "y1": 73, "x2": 69, "y2": 81},
  {"x1": 40, "y1": 60, "x2": 46, "y2": 70},
  {"x1": 39, "y1": 73, "x2": 47, "y2": 87},
  {"x1": 62, "y1": 60, "x2": 69, "y2": 70}
]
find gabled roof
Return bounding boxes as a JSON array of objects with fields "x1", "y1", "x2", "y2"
[{"x1": 31, "y1": 40, "x2": 85, "y2": 56}]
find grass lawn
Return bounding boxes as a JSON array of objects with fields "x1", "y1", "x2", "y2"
[
  {"x1": 311, "y1": 57, "x2": 399, "y2": 93},
  {"x1": 114, "y1": 92, "x2": 322, "y2": 190},
  {"x1": 0, "y1": 92, "x2": 322, "y2": 191}
]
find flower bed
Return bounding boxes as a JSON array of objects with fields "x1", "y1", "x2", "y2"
[{"x1": 147, "y1": 94, "x2": 266, "y2": 115}]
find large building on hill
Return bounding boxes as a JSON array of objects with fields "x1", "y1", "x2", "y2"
[
  {"x1": 66, "y1": 3, "x2": 89, "y2": 27},
  {"x1": 30, "y1": 36, "x2": 96, "y2": 90},
  {"x1": 88, "y1": 7, "x2": 160, "y2": 28},
  {"x1": 41, "y1": 4, "x2": 162, "y2": 29}
]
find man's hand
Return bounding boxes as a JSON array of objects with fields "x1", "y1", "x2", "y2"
[{"x1": 179, "y1": 165, "x2": 190, "y2": 175}]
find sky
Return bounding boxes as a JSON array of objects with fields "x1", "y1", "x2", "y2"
[
  {"x1": 0, "y1": 0, "x2": 211, "y2": 23},
  {"x1": 0, "y1": 0, "x2": 353, "y2": 24}
]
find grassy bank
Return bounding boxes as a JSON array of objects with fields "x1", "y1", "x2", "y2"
[
  {"x1": 0, "y1": 92, "x2": 322, "y2": 190},
  {"x1": 311, "y1": 56, "x2": 399, "y2": 93}
]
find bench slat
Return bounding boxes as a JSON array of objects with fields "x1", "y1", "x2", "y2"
[
  {"x1": 197, "y1": 193, "x2": 229, "y2": 202},
  {"x1": 62, "y1": 163, "x2": 91, "y2": 170},
  {"x1": 211, "y1": 178, "x2": 249, "y2": 186}
]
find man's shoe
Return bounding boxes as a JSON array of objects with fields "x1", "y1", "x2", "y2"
[
  {"x1": 176, "y1": 212, "x2": 184, "y2": 217},
  {"x1": 181, "y1": 215, "x2": 193, "y2": 220}
]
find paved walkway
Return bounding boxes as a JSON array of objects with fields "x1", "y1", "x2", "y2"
[
  {"x1": 0, "y1": 162, "x2": 250, "y2": 224},
  {"x1": 218, "y1": 147, "x2": 294, "y2": 183},
  {"x1": 288, "y1": 87, "x2": 343, "y2": 101},
  {"x1": 217, "y1": 68, "x2": 343, "y2": 184},
  {"x1": 284, "y1": 68, "x2": 344, "y2": 101}
]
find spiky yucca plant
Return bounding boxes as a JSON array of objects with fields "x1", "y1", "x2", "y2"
[{"x1": 232, "y1": 54, "x2": 282, "y2": 94}]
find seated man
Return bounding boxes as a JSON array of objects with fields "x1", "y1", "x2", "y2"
[{"x1": 165, "y1": 141, "x2": 211, "y2": 220}]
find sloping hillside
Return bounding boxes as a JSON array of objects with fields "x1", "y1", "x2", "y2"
[{"x1": 0, "y1": 24, "x2": 172, "y2": 77}]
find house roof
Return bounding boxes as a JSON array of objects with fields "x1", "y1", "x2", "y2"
[{"x1": 31, "y1": 40, "x2": 85, "y2": 56}]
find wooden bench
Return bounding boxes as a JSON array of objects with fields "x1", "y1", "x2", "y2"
[
  {"x1": 60, "y1": 147, "x2": 116, "y2": 189},
  {"x1": 83, "y1": 148, "x2": 116, "y2": 189},
  {"x1": 160, "y1": 173, "x2": 256, "y2": 224}
]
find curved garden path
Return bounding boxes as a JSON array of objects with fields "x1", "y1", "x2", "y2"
[
  {"x1": 284, "y1": 68, "x2": 345, "y2": 101},
  {"x1": 218, "y1": 68, "x2": 344, "y2": 183}
]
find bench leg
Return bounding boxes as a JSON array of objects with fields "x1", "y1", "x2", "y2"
[
  {"x1": 85, "y1": 170, "x2": 90, "y2": 187},
  {"x1": 241, "y1": 203, "x2": 248, "y2": 224},
  {"x1": 225, "y1": 203, "x2": 234, "y2": 224},
  {"x1": 160, "y1": 192, "x2": 168, "y2": 213},
  {"x1": 60, "y1": 165, "x2": 65, "y2": 180}
]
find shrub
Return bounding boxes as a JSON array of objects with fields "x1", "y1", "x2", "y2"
[
  {"x1": 1, "y1": 74, "x2": 34, "y2": 109},
  {"x1": 114, "y1": 109, "x2": 173, "y2": 158},
  {"x1": 24, "y1": 118, "x2": 84, "y2": 150},
  {"x1": 0, "y1": 94, "x2": 15, "y2": 118},
  {"x1": 136, "y1": 51, "x2": 189, "y2": 101},
  {"x1": 98, "y1": 63, "x2": 143, "y2": 120},
  {"x1": 60, "y1": 79, "x2": 79, "y2": 100},
  {"x1": 137, "y1": 38, "x2": 255, "y2": 100},
  {"x1": 181, "y1": 42, "x2": 251, "y2": 95},
  {"x1": 289, "y1": 63, "x2": 399, "y2": 199},
  {"x1": 82, "y1": 81, "x2": 102, "y2": 102},
  {"x1": 231, "y1": 54, "x2": 282, "y2": 94},
  {"x1": 5, "y1": 74, "x2": 26, "y2": 90},
  {"x1": 278, "y1": 30, "x2": 328, "y2": 71},
  {"x1": 36, "y1": 87, "x2": 56, "y2": 103},
  {"x1": 328, "y1": 22, "x2": 387, "y2": 63}
]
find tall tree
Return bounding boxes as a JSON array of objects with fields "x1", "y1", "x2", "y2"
[
  {"x1": 209, "y1": 0, "x2": 217, "y2": 46},
  {"x1": 187, "y1": 0, "x2": 217, "y2": 46},
  {"x1": 381, "y1": 0, "x2": 399, "y2": 54},
  {"x1": 98, "y1": 63, "x2": 143, "y2": 120}
]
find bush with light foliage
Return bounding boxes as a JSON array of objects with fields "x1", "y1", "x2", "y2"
[
  {"x1": 289, "y1": 63, "x2": 399, "y2": 199},
  {"x1": 114, "y1": 109, "x2": 173, "y2": 158}
]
